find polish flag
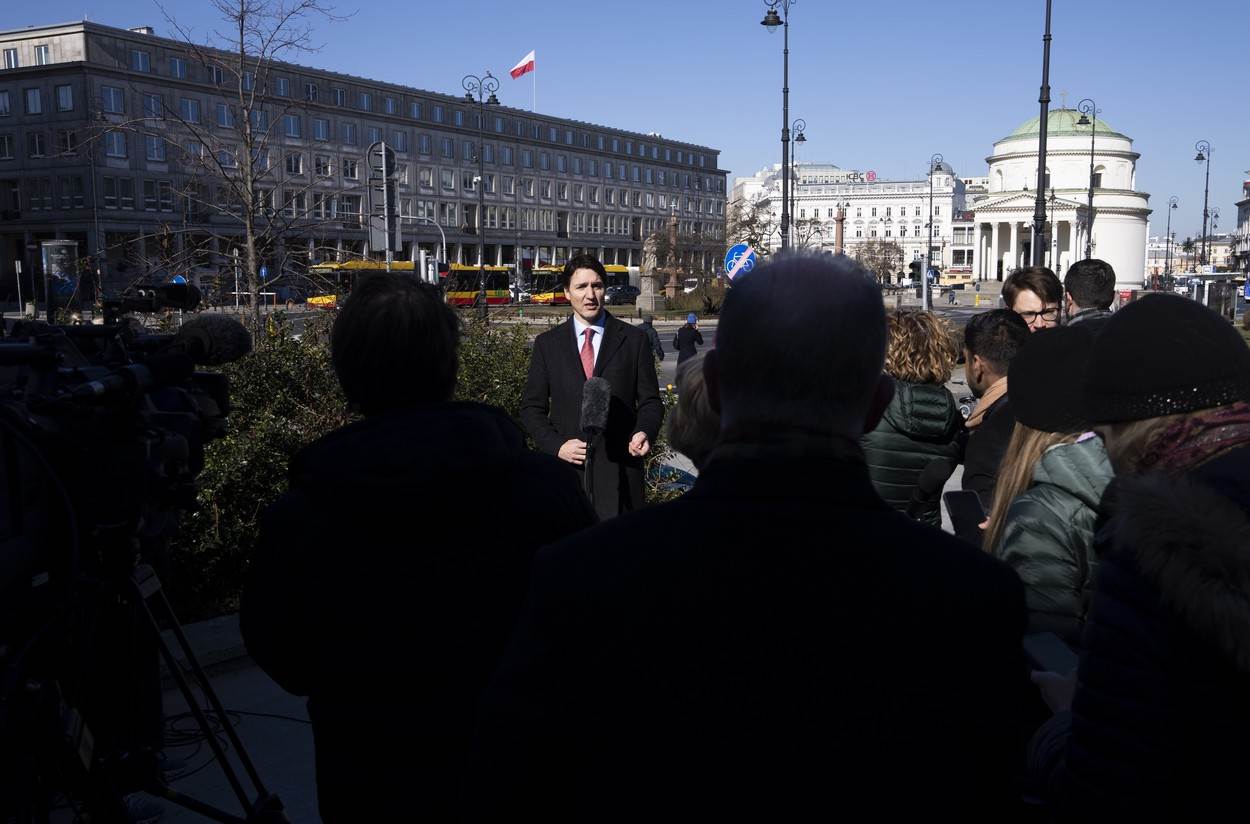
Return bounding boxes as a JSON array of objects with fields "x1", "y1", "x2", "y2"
[{"x1": 510, "y1": 50, "x2": 536, "y2": 79}]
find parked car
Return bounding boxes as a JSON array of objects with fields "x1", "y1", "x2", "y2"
[{"x1": 605, "y1": 284, "x2": 641, "y2": 305}]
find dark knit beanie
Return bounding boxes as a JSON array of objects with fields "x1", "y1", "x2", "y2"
[
  {"x1": 1009, "y1": 325, "x2": 1096, "y2": 433},
  {"x1": 1082, "y1": 294, "x2": 1250, "y2": 424}
]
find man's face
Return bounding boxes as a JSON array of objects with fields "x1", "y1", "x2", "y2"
[
  {"x1": 565, "y1": 268, "x2": 605, "y2": 323},
  {"x1": 1012, "y1": 289, "x2": 1060, "y2": 332}
]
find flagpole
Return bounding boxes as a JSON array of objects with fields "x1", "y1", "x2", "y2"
[{"x1": 532, "y1": 52, "x2": 536, "y2": 111}]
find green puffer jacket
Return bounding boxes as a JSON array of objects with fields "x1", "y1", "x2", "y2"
[
  {"x1": 995, "y1": 436, "x2": 1114, "y2": 646},
  {"x1": 861, "y1": 382, "x2": 964, "y2": 526}
]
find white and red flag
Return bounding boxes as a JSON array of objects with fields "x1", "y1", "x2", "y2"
[{"x1": 509, "y1": 50, "x2": 535, "y2": 79}]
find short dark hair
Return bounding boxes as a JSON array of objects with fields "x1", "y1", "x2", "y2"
[
  {"x1": 561, "y1": 254, "x2": 607, "y2": 290},
  {"x1": 331, "y1": 274, "x2": 461, "y2": 415},
  {"x1": 717, "y1": 252, "x2": 885, "y2": 434},
  {"x1": 964, "y1": 309, "x2": 1030, "y2": 376},
  {"x1": 1003, "y1": 266, "x2": 1062, "y2": 309},
  {"x1": 1064, "y1": 258, "x2": 1116, "y2": 310}
]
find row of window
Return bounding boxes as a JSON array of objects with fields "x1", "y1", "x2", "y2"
[
  {"x1": 2, "y1": 45, "x2": 53, "y2": 69},
  {"x1": 0, "y1": 86, "x2": 74, "y2": 116},
  {"x1": 77, "y1": 43, "x2": 717, "y2": 167},
  {"x1": 0, "y1": 129, "x2": 79, "y2": 160},
  {"x1": 15, "y1": 175, "x2": 84, "y2": 210}
]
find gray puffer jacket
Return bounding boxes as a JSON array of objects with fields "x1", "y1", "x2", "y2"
[
  {"x1": 861, "y1": 382, "x2": 964, "y2": 526},
  {"x1": 995, "y1": 436, "x2": 1114, "y2": 645}
]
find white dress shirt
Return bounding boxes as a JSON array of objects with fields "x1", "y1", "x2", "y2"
[{"x1": 572, "y1": 313, "x2": 606, "y2": 368}]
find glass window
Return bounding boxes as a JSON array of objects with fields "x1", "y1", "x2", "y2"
[
  {"x1": 418, "y1": 133, "x2": 431, "y2": 155},
  {"x1": 503, "y1": 175, "x2": 514, "y2": 195},
  {"x1": 24, "y1": 88, "x2": 42, "y2": 115},
  {"x1": 130, "y1": 50, "x2": 150, "y2": 72},
  {"x1": 119, "y1": 178, "x2": 134, "y2": 208},
  {"x1": 333, "y1": 87, "x2": 346, "y2": 106},
  {"x1": 143, "y1": 93, "x2": 162, "y2": 118},
  {"x1": 342, "y1": 158, "x2": 358, "y2": 179},
  {"x1": 358, "y1": 91, "x2": 371, "y2": 110},
  {"x1": 275, "y1": 77, "x2": 289, "y2": 97},
  {"x1": 216, "y1": 102, "x2": 234, "y2": 127},
  {"x1": 441, "y1": 169, "x2": 455, "y2": 190},
  {"x1": 392, "y1": 130, "x2": 409, "y2": 152},
  {"x1": 410, "y1": 100, "x2": 422, "y2": 119},
  {"x1": 249, "y1": 109, "x2": 268, "y2": 130},
  {"x1": 285, "y1": 152, "x2": 302, "y2": 174},
  {"x1": 208, "y1": 65, "x2": 224, "y2": 85},
  {"x1": 521, "y1": 149, "x2": 533, "y2": 168},
  {"x1": 432, "y1": 104, "x2": 444, "y2": 123},
  {"x1": 556, "y1": 155, "x2": 566, "y2": 173},
  {"x1": 441, "y1": 137, "x2": 454, "y2": 159},
  {"x1": 384, "y1": 96, "x2": 396, "y2": 114},
  {"x1": 463, "y1": 139, "x2": 473, "y2": 159},
  {"x1": 56, "y1": 85, "x2": 73, "y2": 111},
  {"x1": 33, "y1": 45, "x2": 50, "y2": 65},
  {"x1": 565, "y1": 129, "x2": 573, "y2": 145},
  {"x1": 284, "y1": 114, "x2": 301, "y2": 137},
  {"x1": 0, "y1": 133, "x2": 12, "y2": 160},
  {"x1": 159, "y1": 180, "x2": 173, "y2": 211},
  {"x1": 143, "y1": 179, "x2": 158, "y2": 210},
  {"x1": 304, "y1": 82, "x2": 318, "y2": 102},
  {"x1": 341, "y1": 122, "x2": 357, "y2": 144},
  {"x1": 313, "y1": 118, "x2": 329, "y2": 140},
  {"x1": 418, "y1": 166, "x2": 433, "y2": 187},
  {"x1": 27, "y1": 132, "x2": 46, "y2": 158},
  {"x1": 369, "y1": 127, "x2": 382, "y2": 145},
  {"x1": 2, "y1": 49, "x2": 18, "y2": 69},
  {"x1": 102, "y1": 176, "x2": 117, "y2": 207},
  {"x1": 501, "y1": 146, "x2": 513, "y2": 165},
  {"x1": 315, "y1": 155, "x2": 333, "y2": 176},
  {"x1": 105, "y1": 131, "x2": 126, "y2": 157},
  {"x1": 539, "y1": 152, "x2": 549, "y2": 171},
  {"x1": 603, "y1": 161, "x2": 612, "y2": 179},
  {"x1": 0, "y1": 91, "x2": 9, "y2": 116},
  {"x1": 454, "y1": 110, "x2": 464, "y2": 127},
  {"x1": 179, "y1": 97, "x2": 199, "y2": 123},
  {"x1": 145, "y1": 135, "x2": 166, "y2": 161}
]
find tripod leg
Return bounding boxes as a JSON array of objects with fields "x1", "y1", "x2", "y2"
[{"x1": 129, "y1": 564, "x2": 286, "y2": 822}]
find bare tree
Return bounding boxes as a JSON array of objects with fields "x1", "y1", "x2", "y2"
[
  {"x1": 725, "y1": 195, "x2": 777, "y2": 253},
  {"x1": 792, "y1": 216, "x2": 825, "y2": 250},
  {"x1": 852, "y1": 239, "x2": 905, "y2": 283},
  {"x1": 127, "y1": 0, "x2": 351, "y2": 331}
]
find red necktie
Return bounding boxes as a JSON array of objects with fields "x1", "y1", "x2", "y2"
[{"x1": 580, "y1": 328, "x2": 595, "y2": 379}]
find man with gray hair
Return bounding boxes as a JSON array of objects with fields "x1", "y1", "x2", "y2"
[{"x1": 469, "y1": 254, "x2": 1027, "y2": 821}]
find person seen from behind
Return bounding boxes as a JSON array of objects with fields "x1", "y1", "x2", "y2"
[
  {"x1": 240, "y1": 275, "x2": 595, "y2": 822},
  {"x1": 1004, "y1": 266, "x2": 1063, "y2": 332},
  {"x1": 961, "y1": 309, "x2": 1031, "y2": 522},
  {"x1": 673, "y1": 312, "x2": 703, "y2": 364},
  {"x1": 983, "y1": 326, "x2": 1113, "y2": 646},
  {"x1": 666, "y1": 351, "x2": 719, "y2": 470},
  {"x1": 861, "y1": 309, "x2": 964, "y2": 527},
  {"x1": 1062, "y1": 258, "x2": 1116, "y2": 330},
  {"x1": 640, "y1": 313, "x2": 664, "y2": 361},
  {"x1": 1029, "y1": 295, "x2": 1250, "y2": 819}
]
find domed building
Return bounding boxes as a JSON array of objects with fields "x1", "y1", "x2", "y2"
[{"x1": 969, "y1": 109, "x2": 1151, "y2": 289}]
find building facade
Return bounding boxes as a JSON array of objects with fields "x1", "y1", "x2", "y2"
[
  {"x1": 968, "y1": 109, "x2": 1150, "y2": 289},
  {"x1": 1233, "y1": 177, "x2": 1250, "y2": 274},
  {"x1": 731, "y1": 162, "x2": 966, "y2": 277},
  {"x1": 0, "y1": 21, "x2": 727, "y2": 297}
]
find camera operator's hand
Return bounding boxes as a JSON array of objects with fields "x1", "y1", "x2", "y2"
[{"x1": 559, "y1": 438, "x2": 588, "y2": 465}]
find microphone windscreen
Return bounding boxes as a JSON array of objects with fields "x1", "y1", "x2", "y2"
[
  {"x1": 174, "y1": 315, "x2": 253, "y2": 365},
  {"x1": 579, "y1": 377, "x2": 611, "y2": 435}
]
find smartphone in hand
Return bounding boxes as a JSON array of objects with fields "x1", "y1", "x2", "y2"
[{"x1": 943, "y1": 490, "x2": 986, "y2": 541}]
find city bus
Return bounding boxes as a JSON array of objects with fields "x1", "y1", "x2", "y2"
[
  {"x1": 527, "y1": 264, "x2": 630, "y2": 304},
  {"x1": 443, "y1": 264, "x2": 513, "y2": 307}
]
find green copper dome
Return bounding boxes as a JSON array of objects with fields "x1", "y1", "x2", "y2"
[{"x1": 1002, "y1": 108, "x2": 1128, "y2": 142}]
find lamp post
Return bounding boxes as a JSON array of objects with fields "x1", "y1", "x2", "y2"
[
  {"x1": 1076, "y1": 98, "x2": 1098, "y2": 259},
  {"x1": 1031, "y1": 0, "x2": 1054, "y2": 266},
  {"x1": 925, "y1": 153, "x2": 943, "y2": 311},
  {"x1": 463, "y1": 71, "x2": 500, "y2": 319},
  {"x1": 761, "y1": 1, "x2": 794, "y2": 252},
  {"x1": 1164, "y1": 196, "x2": 1178, "y2": 288},
  {"x1": 790, "y1": 118, "x2": 806, "y2": 246},
  {"x1": 1195, "y1": 140, "x2": 1212, "y2": 268},
  {"x1": 1047, "y1": 187, "x2": 1057, "y2": 270}
]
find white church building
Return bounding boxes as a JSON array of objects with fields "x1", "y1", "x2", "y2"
[{"x1": 969, "y1": 109, "x2": 1150, "y2": 290}]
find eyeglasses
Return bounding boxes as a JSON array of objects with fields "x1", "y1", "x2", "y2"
[{"x1": 1017, "y1": 307, "x2": 1060, "y2": 323}]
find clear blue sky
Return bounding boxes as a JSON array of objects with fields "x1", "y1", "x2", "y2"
[{"x1": 15, "y1": 0, "x2": 1250, "y2": 239}]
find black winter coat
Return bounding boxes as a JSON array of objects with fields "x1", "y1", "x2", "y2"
[
  {"x1": 861, "y1": 381, "x2": 964, "y2": 526},
  {"x1": 641, "y1": 320, "x2": 664, "y2": 360},
  {"x1": 1029, "y1": 444, "x2": 1250, "y2": 819},
  {"x1": 240, "y1": 402, "x2": 595, "y2": 822},
  {"x1": 470, "y1": 434, "x2": 1028, "y2": 821},
  {"x1": 673, "y1": 323, "x2": 703, "y2": 364},
  {"x1": 963, "y1": 394, "x2": 1015, "y2": 510}
]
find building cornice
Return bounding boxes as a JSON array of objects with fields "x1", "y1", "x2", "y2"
[{"x1": 985, "y1": 149, "x2": 1142, "y2": 164}]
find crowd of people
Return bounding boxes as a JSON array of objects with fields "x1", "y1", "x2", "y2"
[{"x1": 241, "y1": 251, "x2": 1250, "y2": 821}]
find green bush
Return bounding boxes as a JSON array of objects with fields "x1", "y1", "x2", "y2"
[
  {"x1": 666, "y1": 285, "x2": 727, "y2": 315},
  {"x1": 455, "y1": 318, "x2": 533, "y2": 419}
]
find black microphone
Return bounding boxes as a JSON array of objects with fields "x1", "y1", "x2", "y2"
[
  {"x1": 579, "y1": 377, "x2": 611, "y2": 438},
  {"x1": 164, "y1": 315, "x2": 253, "y2": 365}
]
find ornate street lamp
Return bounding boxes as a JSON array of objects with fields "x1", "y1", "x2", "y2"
[
  {"x1": 1164, "y1": 196, "x2": 1178, "y2": 287},
  {"x1": 462, "y1": 71, "x2": 500, "y2": 318},
  {"x1": 1195, "y1": 140, "x2": 1212, "y2": 268},
  {"x1": 761, "y1": 1, "x2": 795, "y2": 251},
  {"x1": 790, "y1": 118, "x2": 806, "y2": 245},
  {"x1": 1031, "y1": 0, "x2": 1054, "y2": 266},
  {"x1": 1076, "y1": 98, "x2": 1099, "y2": 259}
]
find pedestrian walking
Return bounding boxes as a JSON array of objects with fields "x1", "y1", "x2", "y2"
[
  {"x1": 640, "y1": 314, "x2": 664, "y2": 361},
  {"x1": 673, "y1": 313, "x2": 703, "y2": 364}
]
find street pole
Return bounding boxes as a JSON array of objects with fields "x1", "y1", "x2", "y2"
[
  {"x1": 791, "y1": 118, "x2": 806, "y2": 246},
  {"x1": 925, "y1": 153, "x2": 942, "y2": 312},
  {"x1": 761, "y1": 2, "x2": 793, "y2": 251},
  {"x1": 1195, "y1": 140, "x2": 1212, "y2": 268},
  {"x1": 1031, "y1": 0, "x2": 1053, "y2": 267},
  {"x1": 463, "y1": 71, "x2": 500, "y2": 320},
  {"x1": 1165, "y1": 196, "x2": 1178, "y2": 288},
  {"x1": 1076, "y1": 99, "x2": 1098, "y2": 259}
]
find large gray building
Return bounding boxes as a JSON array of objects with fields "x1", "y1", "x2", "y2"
[{"x1": 0, "y1": 21, "x2": 727, "y2": 298}]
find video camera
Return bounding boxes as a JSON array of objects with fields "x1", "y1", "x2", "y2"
[{"x1": 0, "y1": 283, "x2": 286, "y2": 821}]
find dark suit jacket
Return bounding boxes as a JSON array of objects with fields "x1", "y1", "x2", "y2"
[
  {"x1": 470, "y1": 434, "x2": 1028, "y2": 821},
  {"x1": 520, "y1": 312, "x2": 663, "y2": 518}
]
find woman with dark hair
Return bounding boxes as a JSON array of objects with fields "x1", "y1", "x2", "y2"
[
  {"x1": 1029, "y1": 295, "x2": 1250, "y2": 819},
  {"x1": 983, "y1": 326, "x2": 1113, "y2": 645},
  {"x1": 860, "y1": 309, "x2": 963, "y2": 526}
]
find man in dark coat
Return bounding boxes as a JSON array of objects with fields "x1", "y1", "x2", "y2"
[
  {"x1": 240, "y1": 275, "x2": 595, "y2": 823},
  {"x1": 961, "y1": 309, "x2": 1030, "y2": 522},
  {"x1": 640, "y1": 314, "x2": 664, "y2": 361},
  {"x1": 673, "y1": 312, "x2": 704, "y2": 364},
  {"x1": 471, "y1": 254, "x2": 1028, "y2": 821},
  {"x1": 520, "y1": 254, "x2": 664, "y2": 519}
]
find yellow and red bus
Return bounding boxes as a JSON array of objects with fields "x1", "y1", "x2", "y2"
[
  {"x1": 527, "y1": 264, "x2": 630, "y2": 304},
  {"x1": 443, "y1": 264, "x2": 513, "y2": 307}
]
